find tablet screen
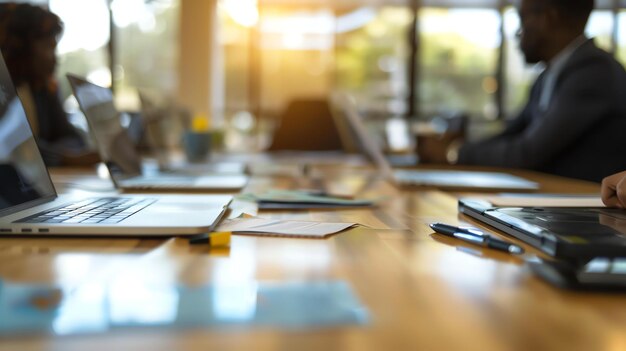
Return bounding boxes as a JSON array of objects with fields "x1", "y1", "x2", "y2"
[{"x1": 490, "y1": 207, "x2": 626, "y2": 245}]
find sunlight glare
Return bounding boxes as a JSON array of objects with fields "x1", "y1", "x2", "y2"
[
  {"x1": 111, "y1": 0, "x2": 145, "y2": 28},
  {"x1": 422, "y1": 9, "x2": 501, "y2": 49},
  {"x1": 222, "y1": 0, "x2": 259, "y2": 27},
  {"x1": 50, "y1": 0, "x2": 110, "y2": 54}
]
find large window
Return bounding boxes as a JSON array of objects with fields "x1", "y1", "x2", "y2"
[
  {"x1": 257, "y1": 6, "x2": 335, "y2": 117},
  {"x1": 587, "y1": 10, "x2": 614, "y2": 52},
  {"x1": 218, "y1": 1, "x2": 252, "y2": 116},
  {"x1": 618, "y1": 11, "x2": 626, "y2": 63},
  {"x1": 418, "y1": 8, "x2": 500, "y2": 120},
  {"x1": 219, "y1": 3, "x2": 412, "y2": 117},
  {"x1": 29, "y1": 0, "x2": 179, "y2": 112},
  {"x1": 335, "y1": 7, "x2": 412, "y2": 116},
  {"x1": 111, "y1": 0, "x2": 180, "y2": 110},
  {"x1": 11, "y1": 0, "x2": 626, "y2": 130},
  {"x1": 50, "y1": 0, "x2": 110, "y2": 103}
]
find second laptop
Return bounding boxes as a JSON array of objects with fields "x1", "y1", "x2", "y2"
[{"x1": 67, "y1": 74, "x2": 248, "y2": 192}]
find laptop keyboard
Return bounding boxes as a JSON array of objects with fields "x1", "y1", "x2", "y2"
[{"x1": 16, "y1": 197, "x2": 157, "y2": 224}]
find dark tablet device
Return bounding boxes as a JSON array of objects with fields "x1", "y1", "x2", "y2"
[
  {"x1": 526, "y1": 257, "x2": 626, "y2": 291},
  {"x1": 459, "y1": 199, "x2": 626, "y2": 259}
]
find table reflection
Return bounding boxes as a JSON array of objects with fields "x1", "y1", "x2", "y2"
[{"x1": 0, "y1": 278, "x2": 368, "y2": 336}]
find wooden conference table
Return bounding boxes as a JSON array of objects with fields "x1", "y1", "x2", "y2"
[{"x1": 1, "y1": 159, "x2": 625, "y2": 351}]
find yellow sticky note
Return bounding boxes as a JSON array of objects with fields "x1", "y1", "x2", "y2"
[{"x1": 209, "y1": 231, "x2": 231, "y2": 247}]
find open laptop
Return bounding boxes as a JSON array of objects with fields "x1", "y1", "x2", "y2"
[
  {"x1": 0, "y1": 55, "x2": 232, "y2": 236},
  {"x1": 67, "y1": 74, "x2": 248, "y2": 192},
  {"x1": 331, "y1": 93, "x2": 539, "y2": 191}
]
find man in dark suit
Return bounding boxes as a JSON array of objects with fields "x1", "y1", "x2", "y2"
[{"x1": 418, "y1": 0, "x2": 626, "y2": 183}]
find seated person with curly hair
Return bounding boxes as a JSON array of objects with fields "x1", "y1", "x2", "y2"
[{"x1": 0, "y1": 3, "x2": 98, "y2": 167}]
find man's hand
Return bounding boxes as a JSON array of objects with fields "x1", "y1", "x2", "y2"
[{"x1": 601, "y1": 171, "x2": 626, "y2": 208}]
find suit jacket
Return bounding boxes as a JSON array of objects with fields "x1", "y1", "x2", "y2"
[{"x1": 458, "y1": 39, "x2": 626, "y2": 182}]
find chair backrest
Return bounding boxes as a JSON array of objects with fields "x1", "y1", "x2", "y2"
[{"x1": 267, "y1": 98, "x2": 345, "y2": 151}]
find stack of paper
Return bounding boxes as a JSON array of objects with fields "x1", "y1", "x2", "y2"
[{"x1": 217, "y1": 217, "x2": 356, "y2": 238}]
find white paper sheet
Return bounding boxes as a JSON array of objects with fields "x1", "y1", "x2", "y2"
[{"x1": 217, "y1": 218, "x2": 356, "y2": 238}]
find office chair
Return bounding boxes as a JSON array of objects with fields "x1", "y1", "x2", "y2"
[{"x1": 267, "y1": 98, "x2": 345, "y2": 151}]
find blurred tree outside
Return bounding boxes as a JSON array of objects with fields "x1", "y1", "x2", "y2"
[
  {"x1": 418, "y1": 8, "x2": 499, "y2": 120},
  {"x1": 114, "y1": 0, "x2": 180, "y2": 110},
  {"x1": 335, "y1": 7, "x2": 412, "y2": 115}
]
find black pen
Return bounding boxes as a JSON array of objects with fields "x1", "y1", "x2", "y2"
[{"x1": 429, "y1": 223, "x2": 524, "y2": 255}]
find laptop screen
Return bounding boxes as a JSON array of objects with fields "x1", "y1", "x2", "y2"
[
  {"x1": 67, "y1": 75, "x2": 142, "y2": 181},
  {"x1": 331, "y1": 93, "x2": 395, "y2": 179},
  {"x1": 0, "y1": 55, "x2": 56, "y2": 214}
]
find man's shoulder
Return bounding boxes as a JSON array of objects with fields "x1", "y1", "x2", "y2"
[
  {"x1": 559, "y1": 41, "x2": 626, "y2": 89},
  {"x1": 569, "y1": 40, "x2": 624, "y2": 71}
]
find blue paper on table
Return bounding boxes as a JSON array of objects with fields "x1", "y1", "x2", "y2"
[
  {"x1": 0, "y1": 279, "x2": 369, "y2": 336},
  {"x1": 241, "y1": 190, "x2": 374, "y2": 209}
]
